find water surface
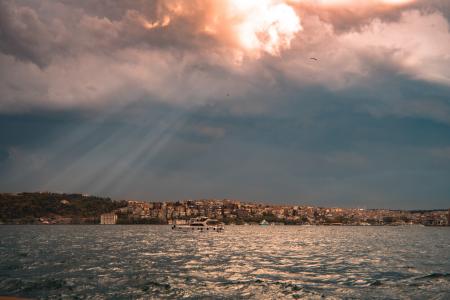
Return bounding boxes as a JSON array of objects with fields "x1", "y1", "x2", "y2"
[{"x1": 1, "y1": 225, "x2": 449, "y2": 299}]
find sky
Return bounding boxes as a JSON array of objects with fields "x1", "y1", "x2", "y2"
[{"x1": 1, "y1": 0, "x2": 450, "y2": 209}]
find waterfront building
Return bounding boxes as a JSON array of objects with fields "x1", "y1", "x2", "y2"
[
  {"x1": 100, "y1": 213, "x2": 117, "y2": 225},
  {"x1": 110, "y1": 199, "x2": 448, "y2": 226}
]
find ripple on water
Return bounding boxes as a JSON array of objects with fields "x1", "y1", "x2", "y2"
[{"x1": 0, "y1": 225, "x2": 449, "y2": 299}]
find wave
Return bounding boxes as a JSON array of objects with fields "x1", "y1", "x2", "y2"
[{"x1": 416, "y1": 273, "x2": 450, "y2": 280}]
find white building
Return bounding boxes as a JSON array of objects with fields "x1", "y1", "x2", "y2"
[{"x1": 100, "y1": 213, "x2": 117, "y2": 225}]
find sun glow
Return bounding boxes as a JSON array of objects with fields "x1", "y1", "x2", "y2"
[
  {"x1": 141, "y1": 15, "x2": 171, "y2": 30},
  {"x1": 228, "y1": 0, "x2": 302, "y2": 56}
]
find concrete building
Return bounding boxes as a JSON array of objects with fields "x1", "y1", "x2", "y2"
[{"x1": 100, "y1": 213, "x2": 117, "y2": 225}]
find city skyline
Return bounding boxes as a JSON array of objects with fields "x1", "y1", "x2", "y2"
[
  {"x1": 1, "y1": 191, "x2": 449, "y2": 212},
  {"x1": 1, "y1": 0, "x2": 450, "y2": 209},
  {"x1": 1, "y1": 192, "x2": 449, "y2": 225}
]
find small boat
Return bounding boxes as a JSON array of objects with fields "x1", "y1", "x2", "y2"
[
  {"x1": 171, "y1": 217, "x2": 224, "y2": 232},
  {"x1": 260, "y1": 219, "x2": 269, "y2": 226}
]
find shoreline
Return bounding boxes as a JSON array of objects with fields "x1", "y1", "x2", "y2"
[{"x1": 1, "y1": 223, "x2": 448, "y2": 227}]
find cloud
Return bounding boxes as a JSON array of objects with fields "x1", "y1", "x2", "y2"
[
  {"x1": 341, "y1": 10, "x2": 450, "y2": 85},
  {"x1": 0, "y1": 0, "x2": 449, "y2": 126},
  {"x1": 0, "y1": 1, "x2": 58, "y2": 67}
]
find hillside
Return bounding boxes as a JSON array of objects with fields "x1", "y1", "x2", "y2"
[{"x1": 0, "y1": 192, "x2": 127, "y2": 224}]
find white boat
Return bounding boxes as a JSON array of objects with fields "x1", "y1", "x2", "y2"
[
  {"x1": 260, "y1": 219, "x2": 269, "y2": 226},
  {"x1": 171, "y1": 217, "x2": 224, "y2": 232}
]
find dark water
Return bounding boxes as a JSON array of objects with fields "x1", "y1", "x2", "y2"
[{"x1": 1, "y1": 225, "x2": 449, "y2": 299}]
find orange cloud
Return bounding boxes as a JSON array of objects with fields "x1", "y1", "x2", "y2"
[
  {"x1": 314, "y1": 0, "x2": 414, "y2": 5},
  {"x1": 136, "y1": 0, "x2": 420, "y2": 60},
  {"x1": 142, "y1": 0, "x2": 302, "y2": 58}
]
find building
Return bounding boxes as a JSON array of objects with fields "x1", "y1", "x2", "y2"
[
  {"x1": 448, "y1": 209, "x2": 450, "y2": 226},
  {"x1": 100, "y1": 213, "x2": 117, "y2": 225}
]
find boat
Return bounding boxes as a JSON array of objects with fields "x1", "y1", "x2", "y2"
[
  {"x1": 260, "y1": 219, "x2": 269, "y2": 226},
  {"x1": 171, "y1": 217, "x2": 224, "y2": 232}
]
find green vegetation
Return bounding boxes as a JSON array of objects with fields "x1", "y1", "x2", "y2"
[{"x1": 0, "y1": 192, "x2": 127, "y2": 224}]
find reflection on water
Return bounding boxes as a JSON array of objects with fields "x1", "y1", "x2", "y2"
[{"x1": 1, "y1": 225, "x2": 449, "y2": 299}]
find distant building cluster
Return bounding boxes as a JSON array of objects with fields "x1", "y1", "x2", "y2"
[{"x1": 106, "y1": 199, "x2": 450, "y2": 226}]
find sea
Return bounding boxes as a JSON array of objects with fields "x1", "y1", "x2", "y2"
[{"x1": 0, "y1": 225, "x2": 449, "y2": 299}]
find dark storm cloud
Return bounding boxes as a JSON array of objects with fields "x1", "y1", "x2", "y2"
[
  {"x1": 1, "y1": 99, "x2": 449, "y2": 209},
  {"x1": 0, "y1": 1, "x2": 185, "y2": 68},
  {"x1": 0, "y1": 1, "x2": 56, "y2": 67}
]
